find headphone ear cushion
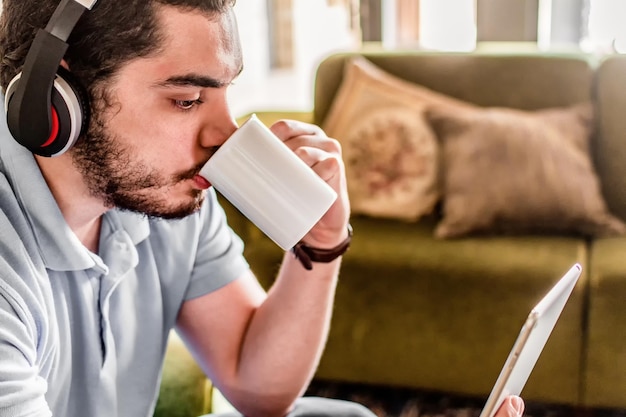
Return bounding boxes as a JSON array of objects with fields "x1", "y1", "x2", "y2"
[{"x1": 42, "y1": 66, "x2": 90, "y2": 157}]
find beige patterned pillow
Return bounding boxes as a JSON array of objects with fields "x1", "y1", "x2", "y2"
[
  {"x1": 427, "y1": 103, "x2": 626, "y2": 238},
  {"x1": 323, "y1": 56, "x2": 472, "y2": 221}
]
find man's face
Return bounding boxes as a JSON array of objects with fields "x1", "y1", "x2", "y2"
[{"x1": 71, "y1": 5, "x2": 243, "y2": 219}]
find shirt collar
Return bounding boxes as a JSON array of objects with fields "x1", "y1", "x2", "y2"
[
  {"x1": 105, "y1": 209, "x2": 150, "y2": 247},
  {"x1": 0, "y1": 96, "x2": 150, "y2": 271}
]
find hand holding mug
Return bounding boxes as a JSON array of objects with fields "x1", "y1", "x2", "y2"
[
  {"x1": 268, "y1": 117, "x2": 351, "y2": 249},
  {"x1": 200, "y1": 114, "x2": 348, "y2": 251}
]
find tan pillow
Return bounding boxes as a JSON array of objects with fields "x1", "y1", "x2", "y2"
[
  {"x1": 323, "y1": 56, "x2": 472, "y2": 222},
  {"x1": 426, "y1": 103, "x2": 626, "y2": 238}
]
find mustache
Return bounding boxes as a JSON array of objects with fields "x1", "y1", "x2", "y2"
[{"x1": 173, "y1": 146, "x2": 220, "y2": 182}]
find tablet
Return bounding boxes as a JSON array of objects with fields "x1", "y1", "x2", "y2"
[{"x1": 479, "y1": 263, "x2": 582, "y2": 417}]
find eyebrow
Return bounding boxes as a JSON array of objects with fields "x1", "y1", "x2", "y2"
[{"x1": 156, "y1": 65, "x2": 244, "y2": 89}]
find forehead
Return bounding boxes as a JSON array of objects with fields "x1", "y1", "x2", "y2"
[{"x1": 131, "y1": 5, "x2": 243, "y2": 81}]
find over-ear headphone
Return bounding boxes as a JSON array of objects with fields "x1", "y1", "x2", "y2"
[{"x1": 4, "y1": 0, "x2": 97, "y2": 157}]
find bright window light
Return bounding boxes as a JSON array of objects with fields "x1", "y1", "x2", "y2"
[
  {"x1": 419, "y1": 0, "x2": 477, "y2": 52},
  {"x1": 581, "y1": 0, "x2": 626, "y2": 53}
]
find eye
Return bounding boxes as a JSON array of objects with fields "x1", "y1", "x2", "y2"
[{"x1": 173, "y1": 98, "x2": 203, "y2": 110}]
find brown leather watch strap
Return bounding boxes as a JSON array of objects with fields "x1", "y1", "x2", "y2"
[{"x1": 291, "y1": 224, "x2": 353, "y2": 271}]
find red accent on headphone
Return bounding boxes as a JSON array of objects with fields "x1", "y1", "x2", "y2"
[{"x1": 41, "y1": 106, "x2": 59, "y2": 147}]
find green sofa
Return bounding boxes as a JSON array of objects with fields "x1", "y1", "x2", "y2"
[{"x1": 156, "y1": 51, "x2": 626, "y2": 416}]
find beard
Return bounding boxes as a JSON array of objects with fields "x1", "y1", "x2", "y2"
[{"x1": 69, "y1": 105, "x2": 206, "y2": 219}]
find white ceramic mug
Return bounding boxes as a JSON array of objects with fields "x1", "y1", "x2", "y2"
[{"x1": 200, "y1": 114, "x2": 338, "y2": 250}]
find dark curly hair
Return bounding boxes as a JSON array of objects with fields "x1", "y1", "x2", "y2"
[{"x1": 0, "y1": 0, "x2": 236, "y2": 100}]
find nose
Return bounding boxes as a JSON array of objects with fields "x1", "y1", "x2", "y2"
[{"x1": 198, "y1": 94, "x2": 238, "y2": 149}]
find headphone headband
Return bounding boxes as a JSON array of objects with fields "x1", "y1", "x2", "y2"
[
  {"x1": 5, "y1": 0, "x2": 97, "y2": 155},
  {"x1": 75, "y1": 0, "x2": 98, "y2": 9},
  {"x1": 47, "y1": 0, "x2": 97, "y2": 41}
]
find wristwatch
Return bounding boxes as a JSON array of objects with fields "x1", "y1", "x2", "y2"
[{"x1": 291, "y1": 224, "x2": 353, "y2": 271}]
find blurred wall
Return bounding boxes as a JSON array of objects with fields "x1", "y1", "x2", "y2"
[
  {"x1": 477, "y1": 0, "x2": 538, "y2": 42},
  {"x1": 232, "y1": 2, "x2": 271, "y2": 85}
]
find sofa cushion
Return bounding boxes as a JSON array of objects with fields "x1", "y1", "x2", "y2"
[
  {"x1": 241, "y1": 214, "x2": 588, "y2": 404},
  {"x1": 322, "y1": 56, "x2": 472, "y2": 222},
  {"x1": 315, "y1": 52, "x2": 595, "y2": 126},
  {"x1": 426, "y1": 103, "x2": 626, "y2": 238}
]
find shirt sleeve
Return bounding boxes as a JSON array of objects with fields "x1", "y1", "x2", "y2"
[
  {"x1": 184, "y1": 189, "x2": 250, "y2": 300},
  {"x1": 0, "y1": 280, "x2": 52, "y2": 417}
]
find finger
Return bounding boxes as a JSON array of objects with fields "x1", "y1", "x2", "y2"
[
  {"x1": 496, "y1": 396, "x2": 525, "y2": 417},
  {"x1": 285, "y1": 135, "x2": 341, "y2": 156},
  {"x1": 294, "y1": 146, "x2": 343, "y2": 184},
  {"x1": 269, "y1": 119, "x2": 342, "y2": 155},
  {"x1": 295, "y1": 147, "x2": 351, "y2": 236},
  {"x1": 270, "y1": 119, "x2": 326, "y2": 141}
]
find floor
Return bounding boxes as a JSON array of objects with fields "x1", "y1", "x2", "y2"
[{"x1": 305, "y1": 380, "x2": 626, "y2": 417}]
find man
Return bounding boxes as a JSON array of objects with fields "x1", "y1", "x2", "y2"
[{"x1": 0, "y1": 1, "x2": 525, "y2": 417}]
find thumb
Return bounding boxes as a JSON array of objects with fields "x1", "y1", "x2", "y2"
[{"x1": 505, "y1": 396, "x2": 525, "y2": 417}]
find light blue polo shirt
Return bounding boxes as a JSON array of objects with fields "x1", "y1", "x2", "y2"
[{"x1": 0, "y1": 104, "x2": 249, "y2": 416}]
